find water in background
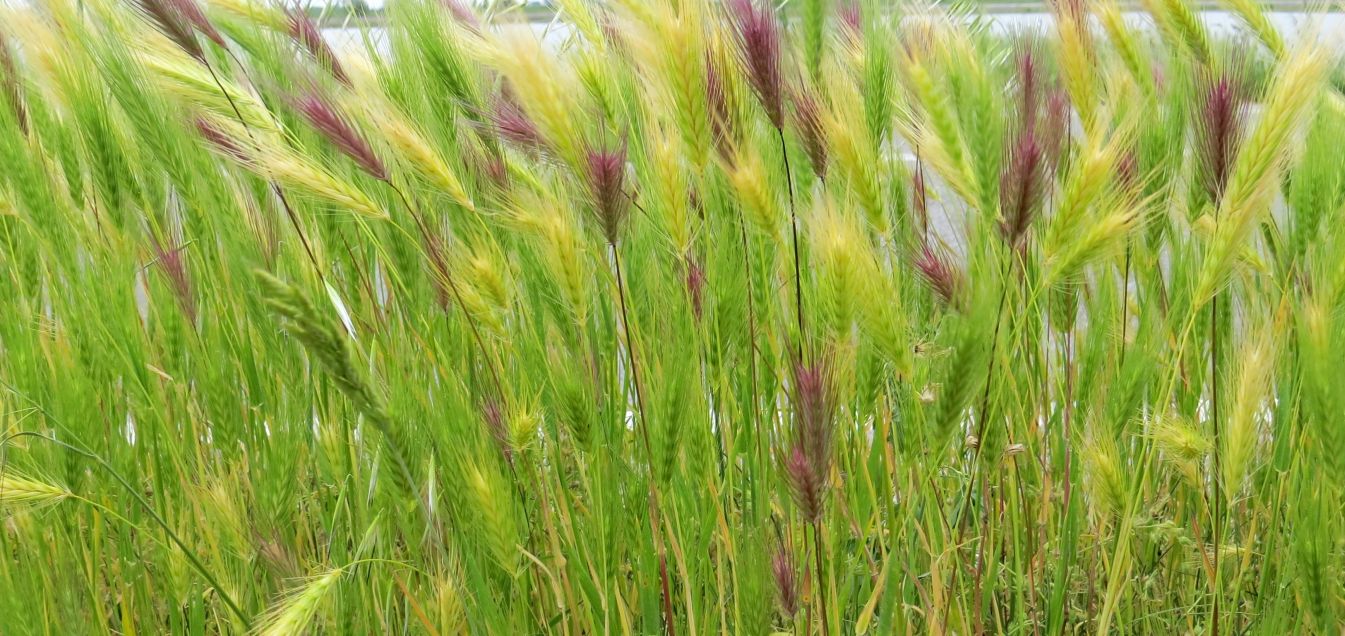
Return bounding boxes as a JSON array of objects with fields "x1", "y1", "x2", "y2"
[{"x1": 322, "y1": 11, "x2": 1343, "y2": 53}]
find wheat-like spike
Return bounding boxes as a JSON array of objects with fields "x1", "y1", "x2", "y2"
[
  {"x1": 1222, "y1": 333, "x2": 1275, "y2": 502},
  {"x1": 252, "y1": 568, "x2": 344, "y2": 636},
  {"x1": 198, "y1": 114, "x2": 386, "y2": 220},
  {"x1": 0, "y1": 473, "x2": 72, "y2": 510}
]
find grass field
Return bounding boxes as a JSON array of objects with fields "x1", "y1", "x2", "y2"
[{"x1": 0, "y1": 0, "x2": 1343, "y2": 633}]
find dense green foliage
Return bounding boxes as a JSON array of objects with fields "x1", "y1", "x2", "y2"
[{"x1": 0, "y1": 0, "x2": 1342, "y2": 632}]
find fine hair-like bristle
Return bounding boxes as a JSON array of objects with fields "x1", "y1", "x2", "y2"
[{"x1": 792, "y1": 85, "x2": 828, "y2": 178}]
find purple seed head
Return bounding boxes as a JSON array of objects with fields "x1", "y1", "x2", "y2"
[
  {"x1": 1117, "y1": 149, "x2": 1140, "y2": 195},
  {"x1": 482, "y1": 398, "x2": 511, "y2": 462},
  {"x1": 584, "y1": 141, "x2": 630, "y2": 245},
  {"x1": 0, "y1": 31, "x2": 25, "y2": 134},
  {"x1": 136, "y1": 0, "x2": 206, "y2": 62},
  {"x1": 770, "y1": 546, "x2": 799, "y2": 616},
  {"x1": 912, "y1": 165, "x2": 929, "y2": 230},
  {"x1": 998, "y1": 131, "x2": 1045, "y2": 247},
  {"x1": 166, "y1": 0, "x2": 226, "y2": 48},
  {"x1": 492, "y1": 92, "x2": 542, "y2": 148},
  {"x1": 1013, "y1": 41, "x2": 1041, "y2": 134},
  {"x1": 1196, "y1": 71, "x2": 1247, "y2": 205},
  {"x1": 686, "y1": 258, "x2": 706, "y2": 321},
  {"x1": 1041, "y1": 89, "x2": 1070, "y2": 171},
  {"x1": 838, "y1": 3, "x2": 862, "y2": 38},
  {"x1": 195, "y1": 117, "x2": 249, "y2": 161},
  {"x1": 293, "y1": 91, "x2": 388, "y2": 181},
  {"x1": 287, "y1": 8, "x2": 350, "y2": 86},
  {"x1": 150, "y1": 235, "x2": 197, "y2": 323},
  {"x1": 793, "y1": 360, "x2": 833, "y2": 471},
  {"x1": 914, "y1": 242, "x2": 964, "y2": 309},
  {"x1": 784, "y1": 445, "x2": 823, "y2": 522},
  {"x1": 728, "y1": 0, "x2": 784, "y2": 129}
]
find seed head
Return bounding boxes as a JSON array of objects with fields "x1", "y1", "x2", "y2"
[
  {"x1": 442, "y1": 0, "x2": 481, "y2": 31},
  {"x1": 728, "y1": 0, "x2": 784, "y2": 129},
  {"x1": 287, "y1": 8, "x2": 350, "y2": 86},
  {"x1": 492, "y1": 91, "x2": 542, "y2": 148},
  {"x1": 784, "y1": 445, "x2": 823, "y2": 522},
  {"x1": 1195, "y1": 70, "x2": 1247, "y2": 205},
  {"x1": 293, "y1": 91, "x2": 388, "y2": 181},
  {"x1": 705, "y1": 54, "x2": 737, "y2": 159},
  {"x1": 135, "y1": 0, "x2": 206, "y2": 62},
  {"x1": 838, "y1": 3, "x2": 862, "y2": 39},
  {"x1": 914, "y1": 242, "x2": 964, "y2": 309},
  {"x1": 998, "y1": 131, "x2": 1045, "y2": 247},
  {"x1": 770, "y1": 546, "x2": 798, "y2": 615},
  {"x1": 584, "y1": 141, "x2": 630, "y2": 245},
  {"x1": 785, "y1": 360, "x2": 834, "y2": 523},
  {"x1": 0, "y1": 31, "x2": 26, "y2": 134},
  {"x1": 195, "y1": 117, "x2": 258, "y2": 168},
  {"x1": 686, "y1": 258, "x2": 706, "y2": 321},
  {"x1": 150, "y1": 235, "x2": 198, "y2": 323},
  {"x1": 166, "y1": 0, "x2": 227, "y2": 48}
]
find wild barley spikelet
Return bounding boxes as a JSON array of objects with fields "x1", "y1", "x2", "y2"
[
  {"x1": 441, "y1": 0, "x2": 481, "y2": 31},
  {"x1": 705, "y1": 53, "x2": 738, "y2": 159},
  {"x1": 770, "y1": 546, "x2": 798, "y2": 616},
  {"x1": 134, "y1": 0, "x2": 206, "y2": 62},
  {"x1": 194, "y1": 116, "x2": 250, "y2": 161},
  {"x1": 998, "y1": 131, "x2": 1046, "y2": 248},
  {"x1": 252, "y1": 568, "x2": 343, "y2": 636},
  {"x1": 482, "y1": 398, "x2": 512, "y2": 462},
  {"x1": 0, "y1": 473, "x2": 71, "y2": 510},
  {"x1": 287, "y1": 8, "x2": 349, "y2": 85},
  {"x1": 293, "y1": 91, "x2": 388, "y2": 181},
  {"x1": 784, "y1": 446, "x2": 823, "y2": 522},
  {"x1": 686, "y1": 258, "x2": 706, "y2": 321},
  {"x1": 583, "y1": 141, "x2": 630, "y2": 245},
  {"x1": 492, "y1": 90, "x2": 543, "y2": 149},
  {"x1": 728, "y1": 0, "x2": 784, "y2": 129},
  {"x1": 150, "y1": 235, "x2": 198, "y2": 323},
  {"x1": 784, "y1": 360, "x2": 834, "y2": 523},
  {"x1": 165, "y1": 0, "x2": 226, "y2": 48},
  {"x1": 1195, "y1": 70, "x2": 1248, "y2": 205},
  {"x1": 913, "y1": 242, "x2": 965, "y2": 309},
  {"x1": 838, "y1": 3, "x2": 862, "y2": 39},
  {"x1": 0, "y1": 30, "x2": 26, "y2": 134}
]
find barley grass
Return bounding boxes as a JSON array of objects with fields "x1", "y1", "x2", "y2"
[{"x1": 0, "y1": 0, "x2": 1343, "y2": 632}]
